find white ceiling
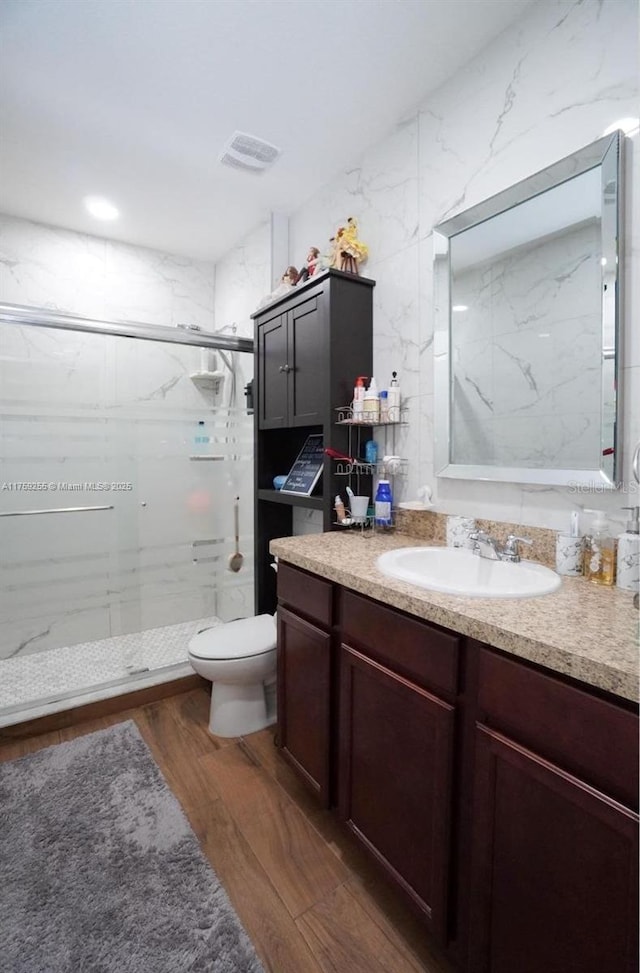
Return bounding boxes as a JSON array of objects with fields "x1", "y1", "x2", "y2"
[{"x1": 0, "y1": 0, "x2": 532, "y2": 262}]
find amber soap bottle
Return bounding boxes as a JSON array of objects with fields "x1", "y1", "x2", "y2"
[{"x1": 582, "y1": 509, "x2": 616, "y2": 586}]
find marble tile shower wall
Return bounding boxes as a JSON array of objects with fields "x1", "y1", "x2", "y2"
[
  {"x1": 289, "y1": 0, "x2": 639, "y2": 532},
  {"x1": 0, "y1": 217, "x2": 254, "y2": 661},
  {"x1": 0, "y1": 214, "x2": 217, "y2": 329},
  {"x1": 214, "y1": 220, "x2": 271, "y2": 341}
]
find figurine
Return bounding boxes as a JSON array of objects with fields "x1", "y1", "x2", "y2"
[
  {"x1": 336, "y1": 217, "x2": 368, "y2": 274},
  {"x1": 255, "y1": 266, "x2": 300, "y2": 310},
  {"x1": 297, "y1": 246, "x2": 320, "y2": 283},
  {"x1": 281, "y1": 265, "x2": 299, "y2": 286}
]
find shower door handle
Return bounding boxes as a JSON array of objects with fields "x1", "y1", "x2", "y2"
[{"x1": 0, "y1": 505, "x2": 114, "y2": 517}]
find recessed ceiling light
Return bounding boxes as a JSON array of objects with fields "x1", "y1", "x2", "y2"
[
  {"x1": 452, "y1": 305, "x2": 469, "y2": 312},
  {"x1": 84, "y1": 195, "x2": 120, "y2": 220},
  {"x1": 602, "y1": 117, "x2": 639, "y2": 137}
]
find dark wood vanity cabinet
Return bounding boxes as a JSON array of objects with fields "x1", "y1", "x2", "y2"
[
  {"x1": 276, "y1": 564, "x2": 334, "y2": 806},
  {"x1": 467, "y1": 647, "x2": 639, "y2": 973},
  {"x1": 338, "y1": 590, "x2": 458, "y2": 940},
  {"x1": 275, "y1": 564, "x2": 639, "y2": 971}
]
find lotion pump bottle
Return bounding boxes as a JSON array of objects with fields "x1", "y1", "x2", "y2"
[
  {"x1": 363, "y1": 377, "x2": 380, "y2": 423},
  {"x1": 387, "y1": 371, "x2": 401, "y2": 423},
  {"x1": 616, "y1": 506, "x2": 640, "y2": 593},
  {"x1": 583, "y1": 509, "x2": 616, "y2": 586}
]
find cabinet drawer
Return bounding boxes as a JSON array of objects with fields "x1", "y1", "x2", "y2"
[
  {"x1": 340, "y1": 590, "x2": 459, "y2": 696},
  {"x1": 278, "y1": 563, "x2": 333, "y2": 628},
  {"x1": 477, "y1": 646, "x2": 639, "y2": 809}
]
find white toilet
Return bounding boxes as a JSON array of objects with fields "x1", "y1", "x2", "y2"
[{"x1": 187, "y1": 614, "x2": 277, "y2": 737}]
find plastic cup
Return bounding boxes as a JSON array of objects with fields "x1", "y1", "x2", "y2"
[{"x1": 350, "y1": 496, "x2": 370, "y2": 523}]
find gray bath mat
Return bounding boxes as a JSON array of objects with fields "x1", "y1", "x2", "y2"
[{"x1": 0, "y1": 721, "x2": 264, "y2": 973}]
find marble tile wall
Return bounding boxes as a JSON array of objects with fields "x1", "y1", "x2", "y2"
[
  {"x1": 451, "y1": 221, "x2": 605, "y2": 470},
  {"x1": 0, "y1": 216, "x2": 254, "y2": 661},
  {"x1": 288, "y1": 0, "x2": 639, "y2": 534},
  {"x1": 0, "y1": 214, "x2": 216, "y2": 329},
  {"x1": 212, "y1": 219, "x2": 271, "y2": 605}
]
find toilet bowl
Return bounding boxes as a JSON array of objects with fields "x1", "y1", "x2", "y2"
[{"x1": 188, "y1": 614, "x2": 277, "y2": 737}]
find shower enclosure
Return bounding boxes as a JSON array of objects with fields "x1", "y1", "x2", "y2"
[{"x1": 0, "y1": 303, "x2": 254, "y2": 726}]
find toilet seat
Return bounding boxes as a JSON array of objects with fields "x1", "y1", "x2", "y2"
[{"x1": 189, "y1": 614, "x2": 276, "y2": 662}]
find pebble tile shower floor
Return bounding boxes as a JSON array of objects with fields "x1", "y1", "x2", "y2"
[{"x1": 0, "y1": 615, "x2": 222, "y2": 718}]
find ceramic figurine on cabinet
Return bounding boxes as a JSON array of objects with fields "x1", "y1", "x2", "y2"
[
  {"x1": 255, "y1": 265, "x2": 300, "y2": 309},
  {"x1": 281, "y1": 265, "x2": 300, "y2": 286},
  {"x1": 298, "y1": 246, "x2": 320, "y2": 283},
  {"x1": 329, "y1": 217, "x2": 369, "y2": 274}
]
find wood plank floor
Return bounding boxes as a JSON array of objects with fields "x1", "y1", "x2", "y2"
[{"x1": 0, "y1": 687, "x2": 454, "y2": 973}]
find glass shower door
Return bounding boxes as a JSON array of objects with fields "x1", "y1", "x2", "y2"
[{"x1": 0, "y1": 314, "x2": 253, "y2": 724}]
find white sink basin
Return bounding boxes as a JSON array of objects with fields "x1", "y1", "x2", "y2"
[{"x1": 377, "y1": 546, "x2": 561, "y2": 599}]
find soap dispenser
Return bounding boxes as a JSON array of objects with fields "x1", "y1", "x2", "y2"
[
  {"x1": 617, "y1": 506, "x2": 640, "y2": 593},
  {"x1": 583, "y1": 509, "x2": 616, "y2": 586}
]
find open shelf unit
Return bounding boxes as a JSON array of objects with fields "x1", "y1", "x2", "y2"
[
  {"x1": 331, "y1": 405, "x2": 408, "y2": 512},
  {"x1": 253, "y1": 270, "x2": 375, "y2": 614}
]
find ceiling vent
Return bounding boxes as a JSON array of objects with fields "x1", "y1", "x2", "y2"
[{"x1": 219, "y1": 131, "x2": 282, "y2": 174}]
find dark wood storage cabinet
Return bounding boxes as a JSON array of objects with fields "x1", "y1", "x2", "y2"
[
  {"x1": 257, "y1": 291, "x2": 327, "y2": 428},
  {"x1": 253, "y1": 270, "x2": 374, "y2": 615},
  {"x1": 276, "y1": 563, "x2": 639, "y2": 973}
]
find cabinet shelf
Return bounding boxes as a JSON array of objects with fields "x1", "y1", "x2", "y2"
[
  {"x1": 257, "y1": 489, "x2": 324, "y2": 510},
  {"x1": 334, "y1": 417, "x2": 408, "y2": 427},
  {"x1": 335, "y1": 406, "x2": 408, "y2": 426},
  {"x1": 333, "y1": 460, "x2": 408, "y2": 475}
]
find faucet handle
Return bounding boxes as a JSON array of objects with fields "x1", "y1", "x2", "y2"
[
  {"x1": 504, "y1": 534, "x2": 533, "y2": 556},
  {"x1": 468, "y1": 529, "x2": 488, "y2": 541}
]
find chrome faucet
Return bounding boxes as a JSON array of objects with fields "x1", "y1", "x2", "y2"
[{"x1": 469, "y1": 531, "x2": 533, "y2": 563}]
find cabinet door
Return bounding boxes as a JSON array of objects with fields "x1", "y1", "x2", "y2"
[
  {"x1": 339, "y1": 644, "x2": 455, "y2": 940},
  {"x1": 468, "y1": 725, "x2": 639, "y2": 973},
  {"x1": 258, "y1": 313, "x2": 288, "y2": 428},
  {"x1": 288, "y1": 295, "x2": 326, "y2": 426},
  {"x1": 277, "y1": 607, "x2": 332, "y2": 806}
]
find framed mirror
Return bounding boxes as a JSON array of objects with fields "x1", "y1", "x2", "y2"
[{"x1": 433, "y1": 131, "x2": 623, "y2": 488}]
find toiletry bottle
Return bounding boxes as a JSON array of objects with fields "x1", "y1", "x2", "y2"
[
  {"x1": 363, "y1": 377, "x2": 380, "y2": 423},
  {"x1": 387, "y1": 371, "x2": 401, "y2": 423},
  {"x1": 194, "y1": 419, "x2": 209, "y2": 455},
  {"x1": 379, "y1": 389, "x2": 389, "y2": 423},
  {"x1": 334, "y1": 494, "x2": 346, "y2": 524},
  {"x1": 583, "y1": 509, "x2": 616, "y2": 586},
  {"x1": 352, "y1": 376, "x2": 367, "y2": 423},
  {"x1": 364, "y1": 440, "x2": 378, "y2": 465},
  {"x1": 616, "y1": 506, "x2": 640, "y2": 593},
  {"x1": 374, "y1": 479, "x2": 393, "y2": 527}
]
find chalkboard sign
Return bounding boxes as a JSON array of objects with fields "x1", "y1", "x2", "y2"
[{"x1": 280, "y1": 434, "x2": 324, "y2": 496}]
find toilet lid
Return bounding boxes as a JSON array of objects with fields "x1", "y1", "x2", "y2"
[{"x1": 189, "y1": 614, "x2": 277, "y2": 661}]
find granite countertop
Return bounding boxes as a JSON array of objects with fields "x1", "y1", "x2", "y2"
[{"x1": 270, "y1": 531, "x2": 639, "y2": 704}]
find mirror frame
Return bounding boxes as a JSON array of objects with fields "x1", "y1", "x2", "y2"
[{"x1": 433, "y1": 131, "x2": 623, "y2": 488}]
